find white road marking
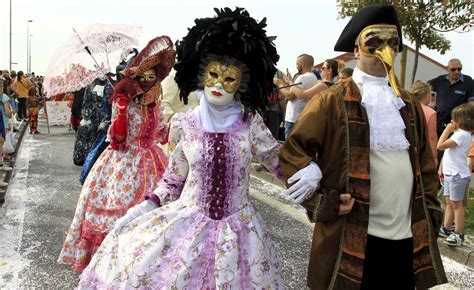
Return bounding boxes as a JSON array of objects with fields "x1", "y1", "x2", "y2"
[{"x1": 0, "y1": 136, "x2": 33, "y2": 287}]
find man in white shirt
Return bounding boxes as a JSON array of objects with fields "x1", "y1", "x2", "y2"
[{"x1": 278, "y1": 54, "x2": 318, "y2": 138}]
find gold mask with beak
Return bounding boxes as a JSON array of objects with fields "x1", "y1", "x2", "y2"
[{"x1": 357, "y1": 24, "x2": 401, "y2": 96}]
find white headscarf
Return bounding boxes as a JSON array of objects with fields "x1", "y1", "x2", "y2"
[{"x1": 194, "y1": 90, "x2": 244, "y2": 133}]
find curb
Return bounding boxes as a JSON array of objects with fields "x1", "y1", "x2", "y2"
[
  {"x1": 438, "y1": 236, "x2": 474, "y2": 268},
  {"x1": 0, "y1": 121, "x2": 29, "y2": 204}
]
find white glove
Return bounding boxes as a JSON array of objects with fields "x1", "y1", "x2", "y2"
[
  {"x1": 79, "y1": 119, "x2": 91, "y2": 126},
  {"x1": 97, "y1": 121, "x2": 107, "y2": 132},
  {"x1": 114, "y1": 200, "x2": 157, "y2": 234},
  {"x1": 285, "y1": 161, "x2": 322, "y2": 204}
]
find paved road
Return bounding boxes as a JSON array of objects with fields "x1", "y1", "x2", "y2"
[
  {"x1": 0, "y1": 118, "x2": 472, "y2": 289},
  {"x1": 0, "y1": 123, "x2": 82, "y2": 288},
  {"x1": 0, "y1": 121, "x2": 312, "y2": 289}
]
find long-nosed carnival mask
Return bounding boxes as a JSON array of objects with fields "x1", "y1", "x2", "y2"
[{"x1": 357, "y1": 24, "x2": 401, "y2": 96}]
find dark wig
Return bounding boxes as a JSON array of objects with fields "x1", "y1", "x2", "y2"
[{"x1": 174, "y1": 7, "x2": 279, "y2": 115}]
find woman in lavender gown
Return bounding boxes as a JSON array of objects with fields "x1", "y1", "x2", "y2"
[{"x1": 78, "y1": 8, "x2": 284, "y2": 289}]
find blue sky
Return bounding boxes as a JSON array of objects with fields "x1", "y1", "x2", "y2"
[{"x1": 1, "y1": 0, "x2": 472, "y2": 82}]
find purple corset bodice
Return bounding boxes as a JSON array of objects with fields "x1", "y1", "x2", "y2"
[
  {"x1": 192, "y1": 129, "x2": 250, "y2": 221},
  {"x1": 152, "y1": 110, "x2": 282, "y2": 222},
  {"x1": 206, "y1": 133, "x2": 228, "y2": 220}
]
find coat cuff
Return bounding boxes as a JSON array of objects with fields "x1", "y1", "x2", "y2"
[
  {"x1": 316, "y1": 188, "x2": 341, "y2": 222},
  {"x1": 145, "y1": 193, "x2": 161, "y2": 207}
]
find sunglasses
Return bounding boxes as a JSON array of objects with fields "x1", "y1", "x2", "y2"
[
  {"x1": 431, "y1": 91, "x2": 437, "y2": 98},
  {"x1": 449, "y1": 67, "x2": 462, "y2": 72}
]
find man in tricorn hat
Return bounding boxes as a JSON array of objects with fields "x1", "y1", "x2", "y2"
[{"x1": 280, "y1": 4, "x2": 447, "y2": 289}]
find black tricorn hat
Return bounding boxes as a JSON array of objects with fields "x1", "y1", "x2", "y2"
[{"x1": 334, "y1": 4, "x2": 403, "y2": 52}]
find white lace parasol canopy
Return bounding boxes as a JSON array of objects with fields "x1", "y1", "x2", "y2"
[{"x1": 43, "y1": 24, "x2": 142, "y2": 96}]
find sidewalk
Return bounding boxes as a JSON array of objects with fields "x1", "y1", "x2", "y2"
[{"x1": 250, "y1": 162, "x2": 474, "y2": 270}]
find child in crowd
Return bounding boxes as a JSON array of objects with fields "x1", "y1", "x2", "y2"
[
  {"x1": 410, "y1": 80, "x2": 438, "y2": 166},
  {"x1": 0, "y1": 82, "x2": 14, "y2": 162},
  {"x1": 438, "y1": 103, "x2": 474, "y2": 246},
  {"x1": 27, "y1": 87, "x2": 40, "y2": 134},
  {"x1": 338, "y1": 67, "x2": 353, "y2": 81},
  {"x1": 0, "y1": 82, "x2": 12, "y2": 175},
  {"x1": 466, "y1": 142, "x2": 474, "y2": 208},
  {"x1": 469, "y1": 142, "x2": 474, "y2": 173}
]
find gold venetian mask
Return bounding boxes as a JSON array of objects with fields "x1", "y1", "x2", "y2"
[
  {"x1": 134, "y1": 69, "x2": 160, "y2": 106},
  {"x1": 358, "y1": 24, "x2": 401, "y2": 96},
  {"x1": 204, "y1": 61, "x2": 241, "y2": 94},
  {"x1": 137, "y1": 69, "x2": 158, "y2": 92}
]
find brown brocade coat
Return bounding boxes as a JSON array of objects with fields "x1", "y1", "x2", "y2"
[{"x1": 279, "y1": 78, "x2": 447, "y2": 290}]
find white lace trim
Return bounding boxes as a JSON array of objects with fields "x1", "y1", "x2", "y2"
[{"x1": 352, "y1": 67, "x2": 410, "y2": 151}]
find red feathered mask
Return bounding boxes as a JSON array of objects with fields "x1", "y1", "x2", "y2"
[{"x1": 113, "y1": 36, "x2": 175, "y2": 105}]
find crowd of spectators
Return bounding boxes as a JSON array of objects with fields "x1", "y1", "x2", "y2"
[{"x1": 0, "y1": 69, "x2": 45, "y2": 202}]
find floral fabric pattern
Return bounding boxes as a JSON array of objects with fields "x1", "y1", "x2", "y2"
[
  {"x1": 59, "y1": 101, "x2": 168, "y2": 271},
  {"x1": 78, "y1": 111, "x2": 284, "y2": 289}
]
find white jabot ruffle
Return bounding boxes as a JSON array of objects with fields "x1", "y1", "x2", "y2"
[{"x1": 352, "y1": 67, "x2": 410, "y2": 151}]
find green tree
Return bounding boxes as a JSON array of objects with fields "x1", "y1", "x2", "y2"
[{"x1": 337, "y1": 0, "x2": 471, "y2": 86}]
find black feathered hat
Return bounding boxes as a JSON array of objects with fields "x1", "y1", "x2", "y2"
[
  {"x1": 174, "y1": 7, "x2": 279, "y2": 114},
  {"x1": 334, "y1": 4, "x2": 403, "y2": 52}
]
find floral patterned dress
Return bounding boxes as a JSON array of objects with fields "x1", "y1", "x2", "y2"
[
  {"x1": 59, "y1": 101, "x2": 168, "y2": 271},
  {"x1": 78, "y1": 110, "x2": 285, "y2": 289}
]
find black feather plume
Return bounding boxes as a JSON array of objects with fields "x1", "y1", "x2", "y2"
[{"x1": 174, "y1": 7, "x2": 279, "y2": 114}]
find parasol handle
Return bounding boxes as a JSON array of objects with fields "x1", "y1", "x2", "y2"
[
  {"x1": 72, "y1": 28, "x2": 115, "y2": 91},
  {"x1": 85, "y1": 49, "x2": 115, "y2": 90},
  {"x1": 84, "y1": 46, "x2": 92, "y2": 55}
]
